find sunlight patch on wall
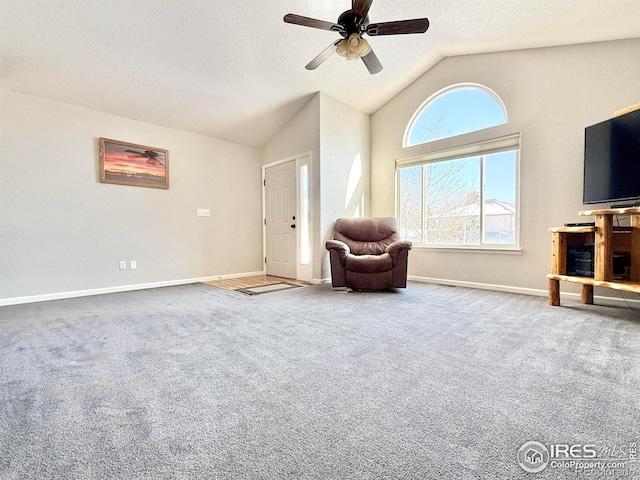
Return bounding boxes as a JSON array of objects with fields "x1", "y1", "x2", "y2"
[{"x1": 345, "y1": 153, "x2": 363, "y2": 210}]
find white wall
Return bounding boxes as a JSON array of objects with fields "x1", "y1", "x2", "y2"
[
  {"x1": 261, "y1": 95, "x2": 321, "y2": 168},
  {"x1": 261, "y1": 93, "x2": 371, "y2": 282},
  {"x1": 5, "y1": 39, "x2": 636, "y2": 302},
  {"x1": 261, "y1": 94, "x2": 322, "y2": 281},
  {"x1": 0, "y1": 90, "x2": 263, "y2": 302},
  {"x1": 319, "y1": 93, "x2": 371, "y2": 280},
  {"x1": 371, "y1": 39, "x2": 640, "y2": 295}
]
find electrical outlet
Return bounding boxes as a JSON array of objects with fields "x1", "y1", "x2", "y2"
[
  {"x1": 119, "y1": 261, "x2": 127, "y2": 270},
  {"x1": 130, "y1": 260, "x2": 137, "y2": 270}
]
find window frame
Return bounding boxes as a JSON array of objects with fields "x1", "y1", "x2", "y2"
[{"x1": 396, "y1": 134, "x2": 521, "y2": 251}]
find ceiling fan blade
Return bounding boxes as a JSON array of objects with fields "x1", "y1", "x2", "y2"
[
  {"x1": 284, "y1": 13, "x2": 343, "y2": 33},
  {"x1": 361, "y1": 49, "x2": 383, "y2": 74},
  {"x1": 352, "y1": 0, "x2": 374, "y2": 19},
  {"x1": 306, "y1": 41, "x2": 340, "y2": 70},
  {"x1": 367, "y1": 18, "x2": 430, "y2": 36}
]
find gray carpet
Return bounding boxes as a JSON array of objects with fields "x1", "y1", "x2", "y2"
[{"x1": 0, "y1": 282, "x2": 639, "y2": 479}]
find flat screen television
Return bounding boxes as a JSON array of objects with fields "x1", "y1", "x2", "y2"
[{"x1": 583, "y1": 109, "x2": 640, "y2": 205}]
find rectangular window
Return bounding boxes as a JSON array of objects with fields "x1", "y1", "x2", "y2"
[{"x1": 397, "y1": 136, "x2": 519, "y2": 248}]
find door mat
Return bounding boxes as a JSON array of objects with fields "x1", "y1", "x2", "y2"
[{"x1": 235, "y1": 282, "x2": 302, "y2": 296}]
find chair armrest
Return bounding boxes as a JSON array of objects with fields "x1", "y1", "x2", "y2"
[
  {"x1": 385, "y1": 240, "x2": 412, "y2": 267},
  {"x1": 325, "y1": 240, "x2": 350, "y2": 267},
  {"x1": 385, "y1": 240, "x2": 412, "y2": 254},
  {"x1": 326, "y1": 239, "x2": 350, "y2": 254}
]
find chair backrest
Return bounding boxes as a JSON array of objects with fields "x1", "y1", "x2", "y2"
[{"x1": 333, "y1": 217, "x2": 400, "y2": 255}]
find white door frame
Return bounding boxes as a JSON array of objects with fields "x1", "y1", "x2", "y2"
[{"x1": 262, "y1": 152, "x2": 313, "y2": 283}]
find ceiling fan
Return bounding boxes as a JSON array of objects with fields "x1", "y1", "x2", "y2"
[{"x1": 284, "y1": 0, "x2": 429, "y2": 74}]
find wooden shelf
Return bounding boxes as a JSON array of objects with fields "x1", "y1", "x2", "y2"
[
  {"x1": 580, "y1": 207, "x2": 640, "y2": 216},
  {"x1": 548, "y1": 208, "x2": 640, "y2": 306},
  {"x1": 547, "y1": 274, "x2": 640, "y2": 294},
  {"x1": 548, "y1": 226, "x2": 596, "y2": 233}
]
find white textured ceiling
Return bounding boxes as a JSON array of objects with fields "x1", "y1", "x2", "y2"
[{"x1": 1, "y1": 1, "x2": 639, "y2": 147}]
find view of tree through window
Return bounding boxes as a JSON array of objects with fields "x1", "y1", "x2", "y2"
[
  {"x1": 405, "y1": 85, "x2": 507, "y2": 147},
  {"x1": 398, "y1": 85, "x2": 517, "y2": 247},
  {"x1": 399, "y1": 152, "x2": 516, "y2": 246}
]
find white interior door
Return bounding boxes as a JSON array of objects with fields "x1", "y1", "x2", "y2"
[{"x1": 265, "y1": 160, "x2": 297, "y2": 279}]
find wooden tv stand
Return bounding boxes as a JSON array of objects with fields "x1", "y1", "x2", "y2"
[{"x1": 548, "y1": 207, "x2": 640, "y2": 306}]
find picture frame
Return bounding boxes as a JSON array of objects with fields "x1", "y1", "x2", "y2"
[{"x1": 99, "y1": 138, "x2": 169, "y2": 189}]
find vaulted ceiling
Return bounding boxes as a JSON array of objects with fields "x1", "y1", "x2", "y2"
[{"x1": 1, "y1": 1, "x2": 639, "y2": 147}]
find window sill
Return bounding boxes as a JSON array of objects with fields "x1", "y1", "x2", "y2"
[{"x1": 412, "y1": 245, "x2": 523, "y2": 255}]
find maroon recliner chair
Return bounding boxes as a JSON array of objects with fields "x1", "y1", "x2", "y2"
[{"x1": 325, "y1": 217, "x2": 412, "y2": 290}]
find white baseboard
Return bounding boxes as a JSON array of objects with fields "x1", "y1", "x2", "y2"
[
  {"x1": 408, "y1": 275, "x2": 548, "y2": 297},
  {"x1": 4, "y1": 272, "x2": 637, "y2": 307},
  {"x1": 408, "y1": 275, "x2": 640, "y2": 306},
  {"x1": 0, "y1": 271, "x2": 265, "y2": 307}
]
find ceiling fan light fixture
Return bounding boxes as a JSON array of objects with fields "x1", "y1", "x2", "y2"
[
  {"x1": 336, "y1": 33, "x2": 371, "y2": 60},
  {"x1": 358, "y1": 38, "x2": 371, "y2": 56},
  {"x1": 336, "y1": 39, "x2": 349, "y2": 57}
]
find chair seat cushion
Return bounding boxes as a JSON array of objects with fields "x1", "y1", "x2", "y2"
[{"x1": 344, "y1": 253, "x2": 393, "y2": 273}]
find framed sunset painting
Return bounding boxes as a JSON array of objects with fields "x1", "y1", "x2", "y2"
[{"x1": 99, "y1": 138, "x2": 169, "y2": 189}]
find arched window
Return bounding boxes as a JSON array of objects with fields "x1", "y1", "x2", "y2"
[
  {"x1": 397, "y1": 84, "x2": 519, "y2": 249},
  {"x1": 404, "y1": 84, "x2": 507, "y2": 147}
]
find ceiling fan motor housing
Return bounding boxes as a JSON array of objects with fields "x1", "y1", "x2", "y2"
[{"x1": 337, "y1": 10, "x2": 369, "y2": 37}]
